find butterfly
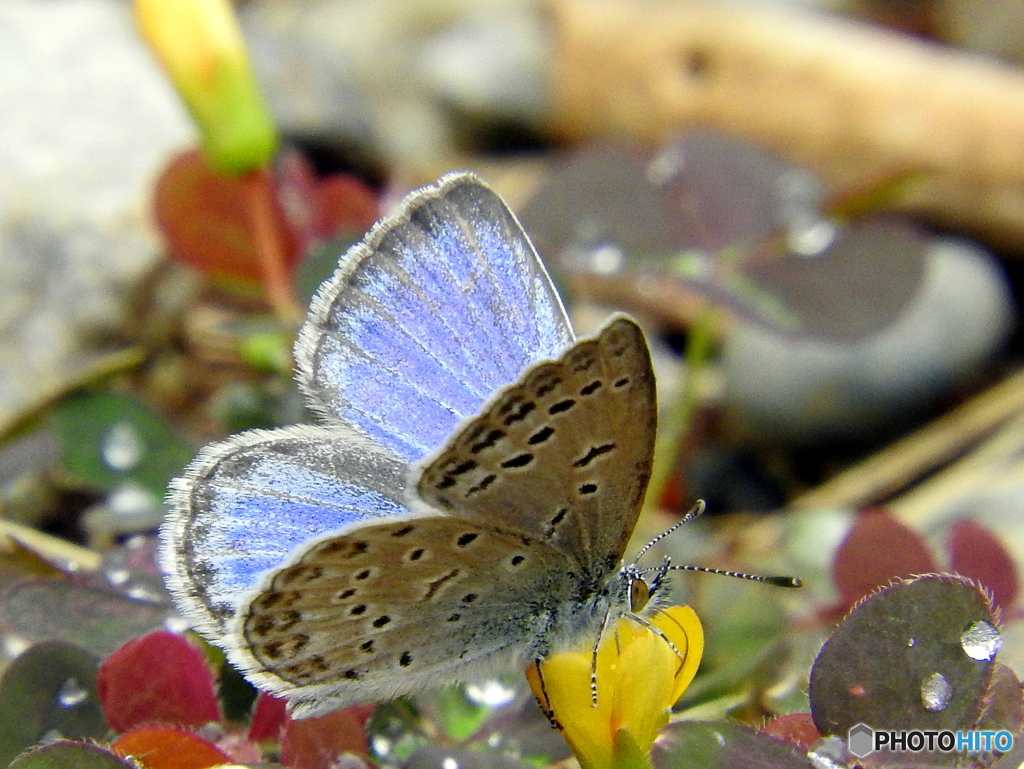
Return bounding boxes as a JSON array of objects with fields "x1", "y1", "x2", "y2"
[{"x1": 160, "y1": 172, "x2": 673, "y2": 718}]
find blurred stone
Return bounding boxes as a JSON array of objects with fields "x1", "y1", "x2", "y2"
[
  {"x1": 937, "y1": 0, "x2": 1024, "y2": 63},
  {"x1": 722, "y1": 237, "x2": 1015, "y2": 444},
  {"x1": 0, "y1": 0, "x2": 192, "y2": 430},
  {"x1": 241, "y1": 0, "x2": 548, "y2": 167}
]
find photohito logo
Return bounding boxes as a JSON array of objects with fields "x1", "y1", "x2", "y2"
[{"x1": 848, "y1": 723, "x2": 1014, "y2": 758}]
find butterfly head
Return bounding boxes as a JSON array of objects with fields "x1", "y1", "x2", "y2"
[{"x1": 627, "y1": 556, "x2": 676, "y2": 615}]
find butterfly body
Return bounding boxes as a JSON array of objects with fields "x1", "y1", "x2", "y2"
[{"x1": 162, "y1": 173, "x2": 661, "y2": 718}]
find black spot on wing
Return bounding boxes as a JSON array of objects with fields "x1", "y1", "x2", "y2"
[{"x1": 573, "y1": 443, "x2": 616, "y2": 468}]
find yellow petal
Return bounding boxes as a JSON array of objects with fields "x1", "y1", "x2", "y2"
[
  {"x1": 654, "y1": 605, "x2": 704, "y2": 702},
  {"x1": 527, "y1": 606, "x2": 704, "y2": 769},
  {"x1": 527, "y1": 638, "x2": 616, "y2": 769}
]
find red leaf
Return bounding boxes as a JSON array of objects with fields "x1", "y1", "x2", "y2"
[
  {"x1": 110, "y1": 726, "x2": 232, "y2": 769},
  {"x1": 97, "y1": 631, "x2": 221, "y2": 732},
  {"x1": 248, "y1": 692, "x2": 289, "y2": 742},
  {"x1": 275, "y1": 150, "x2": 379, "y2": 246},
  {"x1": 759, "y1": 713, "x2": 821, "y2": 750},
  {"x1": 831, "y1": 509, "x2": 936, "y2": 611},
  {"x1": 309, "y1": 174, "x2": 380, "y2": 242},
  {"x1": 154, "y1": 149, "x2": 300, "y2": 282},
  {"x1": 948, "y1": 518, "x2": 1019, "y2": 611},
  {"x1": 280, "y1": 706, "x2": 372, "y2": 769}
]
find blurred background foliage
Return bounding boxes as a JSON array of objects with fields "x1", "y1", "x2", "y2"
[{"x1": 2, "y1": 0, "x2": 1024, "y2": 767}]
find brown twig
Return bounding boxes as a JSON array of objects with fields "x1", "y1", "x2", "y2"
[
  {"x1": 789, "y1": 366, "x2": 1024, "y2": 512},
  {"x1": 547, "y1": 0, "x2": 1024, "y2": 249}
]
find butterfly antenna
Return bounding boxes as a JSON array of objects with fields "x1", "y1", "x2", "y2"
[
  {"x1": 633, "y1": 500, "x2": 801, "y2": 588},
  {"x1": 664, "y1": 564, "x2": 802, "y2": 588},
  {"x1": 632, "y1": 499, "x2": 706, "y2": 563}
]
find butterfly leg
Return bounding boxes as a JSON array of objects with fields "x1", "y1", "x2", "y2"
[
  {"x1": 588, "y1": 626, "x2": 603, "y2": 707},
  {"x1": 625, "y1": 611, "x2": 686, "y2": 677},
  {"x1": 529, "y1": 660, "x2": 563, "y2": 730}
]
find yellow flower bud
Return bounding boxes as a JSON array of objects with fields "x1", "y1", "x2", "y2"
[{"x1": 134, "y1": 0, "x2": 278, "y2": 174}]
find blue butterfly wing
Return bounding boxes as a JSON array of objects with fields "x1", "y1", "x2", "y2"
[
  {"x1": 294, "y1": 172, "x2": 574, "y2": 464},
  {"x1": 163, "y1": 173, "x2": 573, "y2": 656},
  {"x1": 161, "y1": 425, "x2": 409, "y2": 637}
]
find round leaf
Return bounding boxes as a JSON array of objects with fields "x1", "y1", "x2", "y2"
[
  {"x1": 0, "y1": 643, "x2": 106, "y2": 766},
  {"x1": 7, "y1": 741, "x2": 132, "y2": 769},
  {"x1": 810, "y1": 574, "x2": 999, "y2": 736}
]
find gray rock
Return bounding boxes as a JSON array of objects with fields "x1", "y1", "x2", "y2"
[
  {"x1": 722, "y1": 237, "x2": 1015, "y2": 444},
  {"x1": 241, "y1": 0, "x2": 548, "y2": 166},
  {"x1": 0, "y1": 0, "x2": 192, "y2": 430}
]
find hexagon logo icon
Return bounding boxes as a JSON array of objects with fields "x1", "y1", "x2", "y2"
[{"x1": 848, "y1": 723, "x2": 875, "y2": 758}]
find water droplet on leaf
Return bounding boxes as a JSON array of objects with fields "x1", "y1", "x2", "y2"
[
  {"x1": 56, "y1": 677, "x2": 89, "y2": 708},
  {"x1": 807, "y1": 736, "x2": 848, "y2": 769},
  {"x1": 788, "y1": 219, "x2": 836, "y2": 257},
  {"x1": 101, "y1": 422, "x2": 145, "y2": 471},
  {"x1": 961, "y1": 621, "x2": 1001, "y2": 661},
  {"x1": 164, "y1": 616, "x2": 190, "y2": 634},
  {"x1": 371, "y1": 736, "x2": 392, "y2": 758},
  {"x1": 921, "y1": 672, "x2": 952, "y2": 711},
  {"x1": 126, "y1": 584, "x2": 164, "y2": 602},
  {"x1": 108, "y1": 484, "x2": 160, "y2": 518}
]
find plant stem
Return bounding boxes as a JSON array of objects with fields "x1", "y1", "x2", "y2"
[
  {"x1": 644, "y1": 304, "x2": 718, "y2": 516},
  {"x1": 240, "y1": 169, "x2": 302, "y2": 325}
]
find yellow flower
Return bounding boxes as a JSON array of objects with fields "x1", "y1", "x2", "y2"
[
  {"x1": 527, "y1": 606, "x2": 703, "y2": 769},
  {"x1": 134, "y1": 0, "x2": 278, "y2": 174}
]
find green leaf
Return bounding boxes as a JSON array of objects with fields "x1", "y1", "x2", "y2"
[
  {"x1": 294, "y1": 234, "x2": 358, "y2": 306},
  {"x1": 6, "y1": 742, "x2": 131, "y2": 769},
  {"x1": 652, "y1": 721, "x2": 814, "y2": 769},
  {"x1": 50, "y1": 391, "x2": 192, "y2": 496},
  {"x1": 0, "y1": 644, "x2": 106, "y2": 766},
  {"x1": 809, "y1": 574, "x2": 999, "y2": 736},
  {"x1": 0, "y1": 579, "x2": 171, "y2": 659}
]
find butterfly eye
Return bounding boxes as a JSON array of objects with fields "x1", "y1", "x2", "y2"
[{"x1": 629, "y1": 577, "x2": 651, "y2": 612}]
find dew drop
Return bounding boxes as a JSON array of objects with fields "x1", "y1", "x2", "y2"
[
  {"x1": 3, "y1": 634, "x2": 31, "y2": 658},
  {"x1": 787, "y1": 218, "x2": 836, "y2": 256},
  {"x1": 961, "y1": 620, "x2": 1001, "y2": 661},
  {"x1": 164, "y1": 615, "x2": 190, "y2": 634},
  {"x1": 108, "y1": 484, "x2": 160, "y2": 518},
  {"x1": 646, "y1": 145, "x2": 685, "y2": 184},
  {"x1": 101, "y1": 422, "x2": 145, "y2": 472},
  {"x1": 907, "y1": 637, "x2": 915, "y2": 647},
  {"x1": 921, "y1": 672, "x2": 952, "y2": 711},
  {"x1": 83, "y1": 484, "x2": 164, "y2": 544},
  {"x1": 441, "y1": 757, "x2": 459, "y2": 769},
  {"x1": 371, "y1": 736, "x2": 391, "y2": 757},
  {"x1": 589, "y1": 243, "x2": 624, "y2": 275},
  {"x1": 56, "y1": 677, "x2": 89, "y2": 708},
  {"x1": 126, "y1": 584, "x2": 164, "y2": 602},
  {"x1": 807, "y1": 736, "x2": 848, "y2": 769},
  {"x1": 465, "y1": 679, "x2": 515, "y2": 707},
  {"x1": 106, "y1": 567, "x2": 130, "y2": 586}
]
